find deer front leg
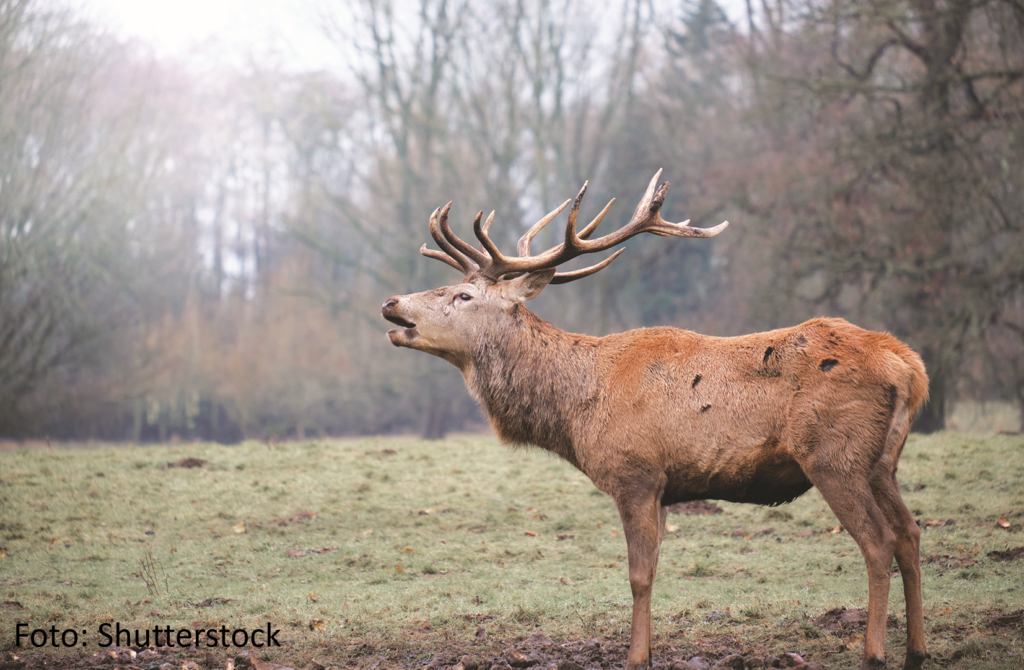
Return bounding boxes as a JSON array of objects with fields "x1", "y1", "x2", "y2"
[{"x1": 615, "y1": 492, "x2": 666, "y2": 670}]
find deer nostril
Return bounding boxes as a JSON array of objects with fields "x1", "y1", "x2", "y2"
[{"x1": 382, "y1": 298, "x2": 398, "y2": 312}]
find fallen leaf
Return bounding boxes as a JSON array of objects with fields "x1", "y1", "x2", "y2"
[
  {"x1": 997, "y1": 516, "x2": 1011, "y2": 529},
  {"x1": 418, "y1": 509, "x2": 436, "y2": 515},
  {"x1": 232, "y1": 522, "x2": 246, "y2": 534},
  {"x1": 309, "y1": 619, "x2": 325, "y2": 631},
  {"x1": 524, "y1": 531, "x2": 537, "y2": 537},
  {"x1": 556, "y1": 534, "x2": 574, "y2": 541},
  {"x1": 830, "y1": 525, "x2": 845, "y2": 534},
  {"x1": 396, "y1": 566, "x2": 403, "y2": 572},
  {"x1": 845, "y1": 633, "x2": 865, "y2": 651},
  {"x1": 287, "y1": 549, "x2": 306, "y2": 558},
  {"x1": 665, "y1": 523, "x2": 679, "y2": 533}
]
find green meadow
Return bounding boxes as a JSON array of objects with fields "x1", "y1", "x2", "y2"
[{"x1": 0, "y1": 432, "x2": 1021, "y2": 669}]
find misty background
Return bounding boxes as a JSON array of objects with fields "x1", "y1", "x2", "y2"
[{"x1": 1, "y1": 0, "x2": 1021, "y2": 443}]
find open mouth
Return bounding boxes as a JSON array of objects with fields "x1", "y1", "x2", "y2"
[
  {"x1": 384, "y1": 314, "x2": 416, "y2": 329},
  {"x1": 384, "y1": 313, "x2": 419, "y2": 346}
]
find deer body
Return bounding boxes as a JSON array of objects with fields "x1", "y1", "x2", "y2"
[
  {"x1": 382, "y1": 173, "x2": 929, "y2": 670},
  {"x1": 459, "y1": 306, "x2": 923, "y2": 509}
]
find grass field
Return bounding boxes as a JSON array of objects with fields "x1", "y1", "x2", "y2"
[{"x1": 1, "y1": 432, "x2": 1022, "y2": 669}]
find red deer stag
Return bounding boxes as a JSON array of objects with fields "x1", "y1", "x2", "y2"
[{"x1": 381, "y1": 172, "x2": 929, "y2": 670}]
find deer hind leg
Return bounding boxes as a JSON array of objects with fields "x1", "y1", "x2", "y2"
[
  {"x1": 615, "y1": 489, "x2": 666, "y2": 670},
  {"x1": 808, "y1": 468, "x2": 896, "y2": 670},
  {"x1": 870, "y1": 419, "x2": 927, "y2": 669}
]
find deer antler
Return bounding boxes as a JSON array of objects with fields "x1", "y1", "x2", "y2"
[{"x1": 420, "y1": 171, "x2": 729, "y2": 283}]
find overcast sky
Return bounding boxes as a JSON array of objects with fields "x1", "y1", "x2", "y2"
[
  {"x1": 74, "y1": 0, "x2": 343, "y2": 70},
  {"x1": 72, "y1": 0, "x2": 750, "y2": 71}
]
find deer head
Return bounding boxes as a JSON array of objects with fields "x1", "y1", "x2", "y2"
[{"x1": 381, "y1": 170, "x2": 729, "y2": 366}]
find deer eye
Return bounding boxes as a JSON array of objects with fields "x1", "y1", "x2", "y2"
[{"x1": 457, "y1": 293, "x2": 472, "y2": 301}]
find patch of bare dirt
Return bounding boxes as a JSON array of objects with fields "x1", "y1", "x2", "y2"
[
  {"x1": 986, "y1": 546, "x2": 1024, "y2": 562},
  {"x1": 167, "y1": 458, "x2": 209, "y2": 468},
  {"x1": 922, "y1": 554, "x2": 978, "y2": 568},
  {"x1": 810, "y1": 607, "x2": 868, "y2": 635},
  {"x1": 666, "y1": 500, "x2": 724, "y2": 515},
  {"x1": 986, "y1": 610, "x2": 1023, "y2": 631}
]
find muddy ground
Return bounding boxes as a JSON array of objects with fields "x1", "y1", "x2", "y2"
[{"x1": 4, "y1": 607, "x2": 1022, "y2": 670}]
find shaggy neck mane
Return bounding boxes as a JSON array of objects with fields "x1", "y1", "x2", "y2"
[{"x1": 466, "y1": 305, "x2": 598, "y2": 468}]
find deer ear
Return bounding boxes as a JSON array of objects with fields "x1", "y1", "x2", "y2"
[{"x1": 502, "y1": 268, "x2": 555, "y2": 302}]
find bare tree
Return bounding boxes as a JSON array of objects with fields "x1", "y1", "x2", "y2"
[{"x1": 730, "y1": 0, "x2": 1024, "y2": 431}]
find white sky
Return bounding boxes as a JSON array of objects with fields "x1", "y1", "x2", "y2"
[
  {"x1": 72, "y1": 0, "x2": 344, "y2": 70},
  {"x1": 72, "y1": 0, "x2": 751, "y2": 72}
]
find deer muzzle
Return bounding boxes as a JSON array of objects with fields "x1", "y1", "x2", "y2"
[{"x1": 382, "y1": 297, "x2": 418, "y2": 346}]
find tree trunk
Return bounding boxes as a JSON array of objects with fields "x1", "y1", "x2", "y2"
[
  {"x1": 132, "y1": 397, "x2": 143, "y2": 442},
  {"x1": 913, "y1": 352, "x2": 946, "y2": 433},
  {"x1": 420, "y1": 391, "x2": 450, "y2": 440}
]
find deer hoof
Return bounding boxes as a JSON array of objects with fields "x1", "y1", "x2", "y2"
[
  {"x1": 902, "y1": 650, "x2": 929, "y2": 670},
  {"x1": 860, "y1": 656, "x2": 886, "y2": 670}
]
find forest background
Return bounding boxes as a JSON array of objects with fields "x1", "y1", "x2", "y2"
[{"x1": 1, "y1": 0, "x2": 1022, "y2": 442}]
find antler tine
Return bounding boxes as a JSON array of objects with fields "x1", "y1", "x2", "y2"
[
  {"x1": 420, "y1": 243, "x2": 464, "y2": 272},
  {"x1": 427, "y1": 205, "x2": 477, "y2": 275},
  {"x1": 476, "y1": 211, "x2": 496, "y2": 258},
  {"x1": 553, "y1": 181, "x2": 612, "y2": 249},
  {"x1": 517, "y1": 199, "x2": 571, "y2": 257},
  {"x1": 439, "y1": 204, "x2": 489, "y2": 266},
  {"x1": 562, "y1": 181, "x2": 590, "y2": 253},
  {"x1": 630, "y1": 169, "x2": 663, "y2": 223},
  {"x1": 550, "y1": 248, "x2": 626, "y2": 284},
  {"x1": 473, "y1": 209, "x2": 506, "y2": 266},
  {"x1": 578, "y1": 197, "x2": 615, "y2": 240}
]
